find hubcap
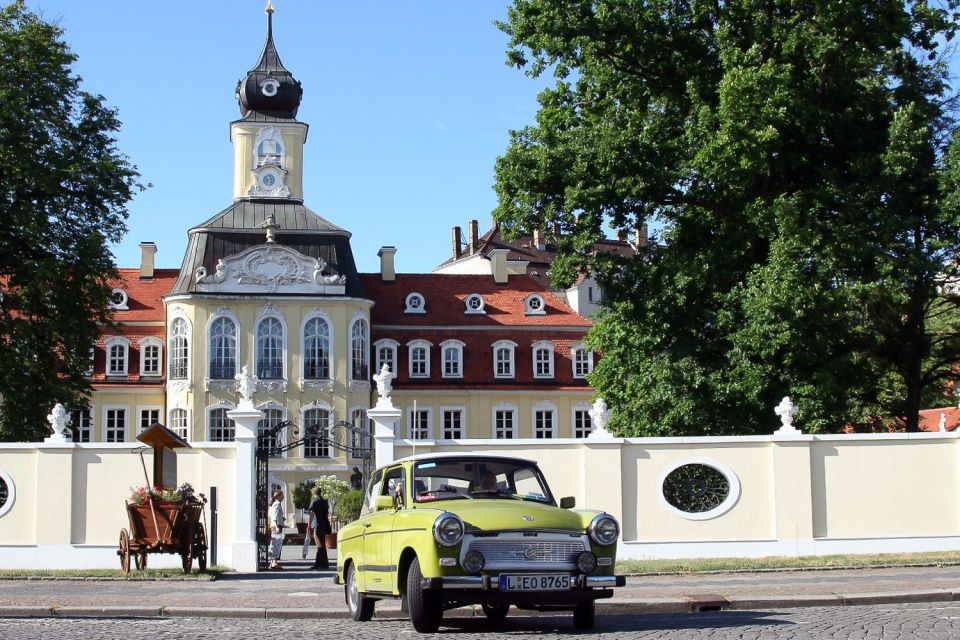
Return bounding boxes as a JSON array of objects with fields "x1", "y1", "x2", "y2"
[{"x1": 348, "y1": 569, "x2": 358, "y2": 611}]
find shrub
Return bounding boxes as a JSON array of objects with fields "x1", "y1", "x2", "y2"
[
  {"x1": 315, "y1": 475, "x2": 349, "y2": 503},
  {"x1": 335, "y1": 490, "x2": 364, "y2": 523},
  {"x1": 292, "y1": 480, "x2": 314, "y2": 510}
]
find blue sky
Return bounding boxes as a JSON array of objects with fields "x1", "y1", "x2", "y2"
[{"x1": 26, "y1": 1, "x2": 548, "y2": 274}]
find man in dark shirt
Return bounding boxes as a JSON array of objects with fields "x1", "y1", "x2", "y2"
[
  {"x1": 307, "y1": 487, "x2": 330, "y2": 570},
  {"x1": 349, "y1": 466, "x2": 363, "y2": 491}
]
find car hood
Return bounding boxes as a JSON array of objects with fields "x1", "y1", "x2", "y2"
[{"x1": 435, "y1": 498, "x2": 596, "y2": 533}]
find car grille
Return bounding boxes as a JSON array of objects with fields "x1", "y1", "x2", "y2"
[{"x1": 462, "y1": 533, "x2": 586, "y2": 571}]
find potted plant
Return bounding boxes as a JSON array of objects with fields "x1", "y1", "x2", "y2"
[
  {"x1": 291, "y1": 480, "x2": 315, "y2": 539},
  {"x1": 315, "y1": 475, "x2": 349, "y2": 548}
]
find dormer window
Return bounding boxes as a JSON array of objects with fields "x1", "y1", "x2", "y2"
[
  {"x1": 404, "y1": 292, "x2": 426, "y2": 314},
  {"x1": 440, "y1": 340, "x2": 464, "y2": 378},
  {"x1": 108, "y1": 288, "x2": 128, "y2": 310},
  {"x1": 465, "y1": 293, "x2": 485, "y2": 315},
  {"x1": 408, "y1": 339, "x2": 432, "y2": 378},
  {"x1": 525, "y1": 294, "x2": 546, "y2": 316},
  {"x1": 492, "y1": 340, "x2": 517, "y2": 379},
  {"x1": 105, "y1": 336, "x2": 131, "y2": 376}
]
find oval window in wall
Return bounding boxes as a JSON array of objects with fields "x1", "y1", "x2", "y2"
[
  {"x1": 0, "y1": 470, "x2": 13, "y2": 518},
  {"x1": 657, "y1": 458, "x2": 740, "y2": 521}
]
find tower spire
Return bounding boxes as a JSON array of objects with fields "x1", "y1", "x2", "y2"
[{"x1": 235, "y1": 1, "x2": 302, "y2": 119}]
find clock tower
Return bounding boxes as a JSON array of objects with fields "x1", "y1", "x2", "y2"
[{"x1": 231, "y1": 1, "x2": 307, "y2": 201}]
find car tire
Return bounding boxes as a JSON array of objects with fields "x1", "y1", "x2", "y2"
[
  {"x1": 346, "y1": 563, "x2": 375, "y2": 622},
  {"x1": 407, "y1": 556, "x2": 442, "y2": 632},
  {"x1": 481, "y1": 603, "x2": 510, "y2": 620},
  {"x1": 573, "y1": 601, "x2": 595, "y2": 629}
]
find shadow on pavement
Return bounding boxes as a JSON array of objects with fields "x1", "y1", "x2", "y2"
[{"x1": 435, "y1": 611, "x2": 793, "y2": 634}]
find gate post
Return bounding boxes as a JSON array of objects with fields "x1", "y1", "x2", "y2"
[
  {"x1": 367, "y1": 401, "x2": 401, "y2": 468},
  {"x1": 227, "y1": 405, "x2": 264, "y2": 572}
]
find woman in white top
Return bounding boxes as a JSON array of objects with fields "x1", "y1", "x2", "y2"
[{"x1": 268, "y1": 490, "x2": 285, "y2": 569}]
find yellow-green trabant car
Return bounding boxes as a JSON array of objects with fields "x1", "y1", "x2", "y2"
[{"x1": 335, "y1": 453, "x2": 624, "y2": 632}]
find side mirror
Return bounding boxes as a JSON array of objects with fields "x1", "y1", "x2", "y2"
[
  {"x1": 375, "y1": 495, "x2": 395, "y2": 511},
  {"x1": 560, "y1": 496, "x2": 576, "y2": 509}
]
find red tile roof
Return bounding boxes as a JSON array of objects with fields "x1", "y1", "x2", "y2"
[
  {"x1": 107, "y1": 269, "x2": 178, "y2": 322},
  {"x1": 918, "y1": 407, "x2": 960, "y2": 432},
  {"x1": 360, "y1": 273, "x2": 591, "y2": 327}
]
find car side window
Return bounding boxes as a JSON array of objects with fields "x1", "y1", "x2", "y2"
[
  {"x1": 383, "y1": 467, "x2": 405, "y2": 510},
  {"x1": 362, "y1": 469, "x2": 384, "y2": 515}
]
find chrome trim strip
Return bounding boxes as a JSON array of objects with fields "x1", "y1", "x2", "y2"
[{"x1": 440, "y1": 576, "x2": 486, "y2": 589}]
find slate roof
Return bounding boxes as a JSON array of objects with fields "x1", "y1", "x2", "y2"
[{"x1": 194, "y1": 200, "x2": 346, "y2": 232}]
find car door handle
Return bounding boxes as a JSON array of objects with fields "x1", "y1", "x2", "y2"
[{"x1": 363, "y1": 522, "x2": 372, "y2": 528}]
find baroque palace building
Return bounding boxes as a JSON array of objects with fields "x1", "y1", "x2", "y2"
[{"x1": 74, "y1": 8, "x2": 598, "y2": 489}]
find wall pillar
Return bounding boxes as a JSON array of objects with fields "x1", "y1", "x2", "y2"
[
  {"x1": 35, "y1": 444, "x2": 75, "y2": 545},
  {"x1": 227, "y1": 406, "x2": 263, "y2": 572},
  {"x1": 582, "y1": 439, "x2": 625, "y2": 527},
  {"x1": 367, "y1": 401, "x2": 401, "y2": 468},
  {"x1": 770, "y1": 435, "x2": 815, "y2": 554}
]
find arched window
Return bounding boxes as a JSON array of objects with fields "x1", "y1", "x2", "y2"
[
  {"x1": 441, "y1": 340, "x2": 464, "y2": 378},
  {"x1": 303, "y1": 407, "x2": 331, "y2": 458},
  {"x1": 257, "y1": 407, "x2": 285, "y2": 455},
  {"x1": 374, "y1": 339, "x2": 398, "y2": 377},
  {"x1": 257, "y1": 317, "x2": 284, "y2": 379},
  {"x1": 105, "y1": 337, "x2": 130, "y2": 376},
  {"x1": 209, "y1": 316, "x2": 238, "y2": 379},
  {"x1": 303, "y1": 316, "x2": 330, "y2": 380},
  {"x1": 169, "y1": 317, "x2": 189, "y2": 380},
  {"x1": 169, "y1": 408, "x2": 189, "y2": 441},
  {"x1": 532, "y1": 340, "x2": 554, "y2": 379},
  {"x1": 208, "y1": 407, "x2": 235, "y2": 442},
  {"x1": 492, "y1": 340, "x2": 517, "y2": 379},
  {"x1": 351, "y1": 318, "x2": 369, "y2": 380},
  {"x1": 408, "y1": 339, "x2": 432, "y2": 378},
  {"x1": 139, "y1": 337, "x2": 163, "y2": 377},
  {"x1": 571, "y1": 342, "x2": 595, "y2": 378}
]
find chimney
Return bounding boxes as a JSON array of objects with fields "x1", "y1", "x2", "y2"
[
  {"x1": 490, "y1": 248, "x2": 509, "y2": 284},
  {"x1": 532, "y1": 228, "x2": 545, "y2": 250},
  {"x1": 139, "y1": 242, "x2": 157, "y2": 279},
  {"x1": 378, "y1": 246, "x2": 397, "y2": 282},
  {"x1": 452, "y1": 226, "x2": 462, "y2": 260},
  {"x1": 636, "y1": 224, "x2": 648, "y2": 247},
  {"x1": 468, "y1": 219, "x2": 479, "y2": 254}
]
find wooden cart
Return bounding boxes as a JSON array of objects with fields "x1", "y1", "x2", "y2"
[{"x1": 118, "y1": 499, "x2": 208, "y2": 575}]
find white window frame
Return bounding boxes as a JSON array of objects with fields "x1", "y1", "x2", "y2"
[
  {"x1": 464, "y1": 293, "x2": 486, "y2": 315},
  {"x1": 168, "y1": 408, "x2": 190, "y2": 442},
  {"x1": 103, "y1": 405, "x2": 128, "y2": 443},
  {"x1": 108, "y1": 288, "x2": 129, "y2": 310},
  {"x1": 350, "y1": 312, "x2": 370, "y2": 381},
  {"x1": 407, "y1": 406, "x2": 433, "y2": 440},
  {"x1": 571, "y1": 342, "x2": 595, "y2": 378},
  {"x1": 257, "y1": 401, "x2": 287, "y2": 458},
  {"x1": 524, "y1": 293, "x2": 546, "y2": 316},
  {"x1": 440, "y1": 340, "x2": 465, "y2": 379},
  {"x1": 301, "y1": 400, "x2": 333, "y2": 459},
  {"x1": 374, "y1": 339, "x2": 399, "y2": 377},
  {"x1": 572, "y1": 402, "x2": 594, "y2": 438},
  {"x1": 70, "y1": 407, "x2": 93, "y2": 443},
  {"x1": 105, "y1": 336, "x2": 131, "y2": 376},
  {"x1": 532, "y1": 340, "x2": 555, "y2": 379},
  {"x1": 492, "y1": 340, "x2": 517, "y2": 379},
  {"x1": 492, "y1": 403, "x2": 518, "y2": 439},
  {"x1": 532, "y1": 400, "x2": 558, "y2": 439},
  {"x1": 348, "y1": 405, "x2": 369, "y2": 459},
  {"x1": 255, "y1": 306, "x2": 287, "y2": 381},
  {"x1": 137, "y1": 405, "x2": 162, "y2": 434},
  {"x1": 207, "y1": 309, "x2": 240, "y2": 380},
  {"x1": 404, "y1": 292, "x2": 427, "y2": 314},
  {"x1": 168, "y1": 310, "x2": 191, "y2": 381},
  {"x1": 84, "y1": 347, "x2": 95, "y2": 377},
  {"x1": 408, "y1": 339, "x2": 432, "y2": 379},
  {"x1": 439, "y1": 406, "x2": 466, "y2": 440},
  {"x1": 0, "y1": 468, "x2": 15, "y2": 518},
  {"x1": 206, "y1": 402, "x2": 236, "y2": 442},
  {"x1": 301, "y1": 309, "x2": 334, "y2": 382},
  {"x1": 139, "y1": 337, "x2": 163, "y2": 377}
]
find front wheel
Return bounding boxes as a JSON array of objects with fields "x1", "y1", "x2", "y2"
[
  {"x1": 481, "y1": 603, "x2": 510, "y2": 620},
  {"x1": 406, "y1": 557, "x2": 442, "y2": 632},
  {"x1": 573, "y1": 601, "x2": 595, "y2": 629},
  {"x1": 346, "y1": 563, "x2": 374, "y2": 622}
]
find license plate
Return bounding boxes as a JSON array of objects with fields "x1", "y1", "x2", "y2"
[{"x1": 499, "y1": 574, "x2": 571, "y2": 591}]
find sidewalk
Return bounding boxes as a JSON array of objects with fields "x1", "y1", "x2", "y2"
[{"x1": 1, "y1": 560, "x2": 958, "y2": 619}]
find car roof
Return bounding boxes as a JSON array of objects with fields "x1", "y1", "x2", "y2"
[{"x1": 388, "y1": 452, "x2": 537, "y2": 466}]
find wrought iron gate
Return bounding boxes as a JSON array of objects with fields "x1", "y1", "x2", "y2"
[{"x1": 255, "y1": 419, "x2": 374, "y2": 571}]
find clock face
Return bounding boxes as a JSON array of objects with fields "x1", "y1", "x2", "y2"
[
  {"x1": 262, "y1": 173, "x2": 276, "y2": 187},
  {"x1": 261, "y1": 78, "x2": 279, "y2": 97}
]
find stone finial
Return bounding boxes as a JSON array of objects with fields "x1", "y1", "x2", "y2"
[
  {"x1": 235, "y1": 365, "x2": 258, "y2": 409},
  {"x1": 45, "y1": 403, "x2": 71, "y2": 443},
  {"x1": 939, "y1": 412, "x2": 947, "y2": 432},
  {"x1": 588, "y1": 397, "x2": 615, "y2": 438},
  {"x1": 774, "y1": 396, "x2": 800, "y2": 435},
  {"x1": 373, "y1": 364, "x2": 396, "y2": 400}
]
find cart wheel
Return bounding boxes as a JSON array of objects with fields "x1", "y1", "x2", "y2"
[
  {"x1": 135, "y1": 549, "x2": 147, "y2": 571},
  {"x1": 181, "y1": 522, "x2": 194, "y2": 573},
  {"x1": 194, "y1": 523, "x2": 208, "y2": 572},
  {"x1": 119, "y1": 529, "x2": 131, "y2": 576}
]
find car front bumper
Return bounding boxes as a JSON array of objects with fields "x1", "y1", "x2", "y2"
[{"x1": 422, "y1": 574, "x2": 625, "y2": 590}]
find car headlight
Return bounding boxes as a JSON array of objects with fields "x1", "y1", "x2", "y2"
[
  {"x1": 462, "y1": 550, "x2": 485, "y2": 574},
  {"x1": 433, "y1": 513, "x2": 464, "y2": 547},
  {"x1": 588, "y1": 514, "x2": 619, "y2": 546}
]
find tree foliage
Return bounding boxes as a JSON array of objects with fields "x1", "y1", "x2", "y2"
[
  {"x1": 0, "y1": 1, "x2": 141, "y2": 441},
  {"x1": 494, "y1": 0, "x2": 960, "y2": 435}
]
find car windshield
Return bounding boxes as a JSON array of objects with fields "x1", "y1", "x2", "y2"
[{"x1": 412, "y1": 457, "x2": 554, "y2": 505}]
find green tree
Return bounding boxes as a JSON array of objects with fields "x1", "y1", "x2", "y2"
[
  {"x1": 494, "y1": 0, "x2": 960, "y2": 435},
  {"x1": 0, "y1": 1, "x2": 141, "y2": 441}
]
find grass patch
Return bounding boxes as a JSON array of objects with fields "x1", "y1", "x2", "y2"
[
  {"x1": 0, "y1": 565, "x2": 229, "y2": 580},
  {"x1": 616, "y1": 551, "x2": 960, "y2": 575}
]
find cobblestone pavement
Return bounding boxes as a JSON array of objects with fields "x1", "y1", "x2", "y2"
[{"x1": 4, "y1": 602, "x2": 960, "y2": 639}]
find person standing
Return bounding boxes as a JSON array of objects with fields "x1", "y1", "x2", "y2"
[
  {"x1": 268, "y1": 490, "x2": 285, "y2": 570},
  {"x1": 349, "y1": 466, "x2": 363, "y2": 491},
  {"x1": 307, "y1": 487, "x2": 330, "y2": 570}
]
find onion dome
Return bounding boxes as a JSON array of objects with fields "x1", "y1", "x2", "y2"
[{"x1": 236, "y1": 1, "x2": 302, "y2": 120}]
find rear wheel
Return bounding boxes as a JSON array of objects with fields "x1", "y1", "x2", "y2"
[
  {"x1": 406, "y1": 557, "x2": 442, "y2": 632},
  {"x1": 346, "y1": 563, "x2": 374, "y2": 622},
  {"x1": 193, "y1": 523, "x2": 208, "y2": 572},
  {"x1": 481, "y1": 603, "x2": 510, "y2": 620},
  {"x1": 118, "y1": 530, "x2": 131, "y2": 575},
  {"x1": 572, "y1": 601, "x2": 595, "y2": 629}
]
